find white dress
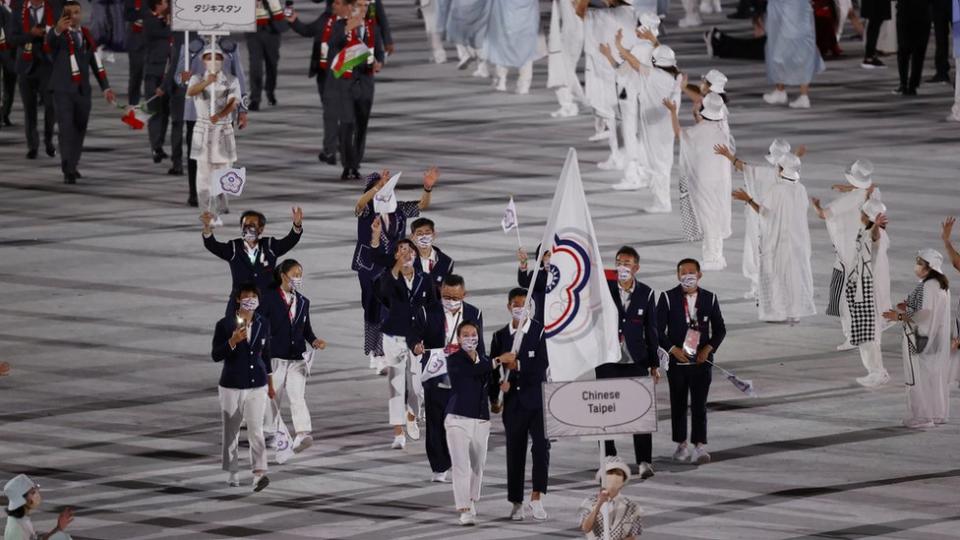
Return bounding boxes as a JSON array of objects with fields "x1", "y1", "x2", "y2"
[
  {"x1": 583, "y1": 5, "x2": 636, "y2": 119},
  {"x1": 901, "y1": 280, "x2": 952, "y2": 424},
  {"x1": 742, "y1": 164, "x2": 777, "y2": 293},
  {"x1": 634, "y1": 66, "x2": 679, "y2": 209},
  {"x1": 756, "y1": 177, "x2": 816, "y2": 321},
  {"x1": 483, "y1": 0, "x2": 540, "y2": 68},
  {"x1": 679, "y1": 120, "x2": 733, "y2": 246},
  {"x1": 547, "y1": 0, "x2": 584, "y2": 92},
  {"x1": 872, "y1": 228, "x2": 893, "y2": 322}
]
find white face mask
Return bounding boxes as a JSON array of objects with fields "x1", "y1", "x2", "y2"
[
  {"x1": 205, "y1": 59, "x2": 222, "y2": 74},
  {"x1": 680, "y1": 273, "x2": 699, "y2": 290},
  {"x1": 511, "y1": 306, "x2": 528, "y2": 322},
  {"x1": 604, "y1": 473, "x2": 625, "y2": 494},
  {"x1": 617, "y1": 265, "x2": 634, "y2": 282},
  {"x1": 289, "y1": 276, "x2": 303, "y2": 290},
  {"x1": 415, "y1": 234, "x2": 433, "y2": 248},
  {"x1": 442, "y1": 298, "x2": 462, "y2": 313}
]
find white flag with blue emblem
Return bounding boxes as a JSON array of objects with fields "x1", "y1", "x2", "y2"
[{"x1": 525, "y1": 148, "x2": 620, "y2": 381}]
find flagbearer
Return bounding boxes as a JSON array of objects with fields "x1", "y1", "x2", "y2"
[
  {"x1": 601, "y1": 246, "x2": 661, "y2": 480},
  {"x1": 47, "y1": 0, "x2": 116, "y2": 184},
  {"x1": 489, "y1": 287, "x2": 551, "y2": 522}
]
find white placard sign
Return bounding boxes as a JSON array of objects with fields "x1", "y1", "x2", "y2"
[
  {"x1": 543, "y1": 377, "x2": 657, "y2": 438},
  {"x1": 172, "y1": 0, "x2": 257, "y2": 33}
]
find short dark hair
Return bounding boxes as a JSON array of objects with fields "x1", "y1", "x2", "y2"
[
  {"x1": 235, "y1": 282, "x2": 260, "y2": 299},
  {"x1": 508, "y1": 287, "x2": 528, "y2": 302},
  {"x1": 395, "y1": 238, "x2": 417, "y2": 253},
  {"x1": 677, "y1": 258, "x2": 701, "y2": 272},
  {"x1": 442, "y1": 274, "x2": 465, "y2": 288},
  {"x1": 63, "y1": 0, "x2": 81, "y2": 7},
  {"x1": 456, "y1": 320, "x2": 480, "y2": 337},
  {"x1": 615, "y1": 246, "x2": 639, "y2": 263},
  {"x1": 240, "y1": 210, "x2": 266, "y2": 228},
  {"x1": 410, "y1": 218, "x2": 435, "y2": 233}
]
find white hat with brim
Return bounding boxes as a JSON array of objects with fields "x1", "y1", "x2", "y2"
[
  {"x1": 700, "y1": 92, "x2": 726, "y2": 121},
  {"x1": 639, "y1": 12, "x2": 660, "y2": 36},
  {"x1": 765, "y1": 138, "x2": 791, "y2": 165},
  {"x1": 601, "y1": 456, "x2": 632, "y2": 482},
  {"x1": 861, "y1": 199, "x2": 886, "y2": 221},
  {"x1": 4, "y1": 474, "x2": 36, "y2": 511},
  {"x1": 704, "y1": 69, "x2": 727, "y2": 94},
  {"x1": 777, "y1": 153, "x2": 801, "y2": 181},
  {"x1": 918, "y1": 249, "x2": 944, "y2": 274},
  {"x1": 844, "y1": 159, "x2": 874, "y2": 189},
  {"x1": 652, "y1": 45, "x2": 676, "y2": 68}
]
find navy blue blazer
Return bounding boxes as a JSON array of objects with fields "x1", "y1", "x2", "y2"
[
  {"x1": 376, "y1": 267, "x2": 433, "y2": 337},
  {"x1": 608, "y1": 279, "x2": 659, "y2": 369},
  {"x1": 212, "y1": 313, "x2": 273, "y2": 389},
  {"x1": 408, "y1": 301, "x2": 483, "y2": 390},
  {"x1": 656, "y1": 286, "x2": 726, "y2": 365},
  {"x1": 445, "y1": 349, "x2": 493, "y2": 420},
  {"x1": 489, "y1": 320, "x2": 549, "y2": 410},
  {"x1": 261, "y1": 288, "x2": 319, "y2": 361},
  {"x1": 203, "y1": 228, "x2": 302, "y2": 297},
  {"x1": 414, "y1": 245, "x2": 455, "y2": 297}
]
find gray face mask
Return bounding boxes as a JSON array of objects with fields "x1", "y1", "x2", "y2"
[
  {"x1": 460, "y1": 336, "x2": 479, "y2": 352},
  {"x1": 240, "y1": 297, "x2": 259, "y2": 312},
  {"x1": 679, "y1": 273, "x2": 698, "y2": 290},
  {"x1": 289, "y1": 276, "x2": 303, "y2": 290},
  {"x1": 242, "y1": 227, "x2": 259, "y2": 242}
]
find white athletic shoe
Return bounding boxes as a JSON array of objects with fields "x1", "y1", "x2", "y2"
[
  {"x1": 947, "y1": 114, "x2": 960, "y2": 122},
  {"x1": 588, "y1": 129, "x2": 612, "y2": 142},
  {"x1": 644, "y1": 204, "x2": 672, "y2": 213},
  {"x1": 227, "y1": 472, "x2": 240, "y2": 487},
  {"x1": 458, "y1": 511, "x2": 476, "y2": 526},
  {"x1": 713, "y1": 0, "x2": 722, "y2": 12},
  {"x1": 211, "y1": 216, "x2": 224, "y2": 228},
  {"x1": 510, "y1": 502, "x2": 525, "y2": 521},
  {"x1": 431, "y1": 470, "x2": 449, "y2": 483},
  {"x1": 529, "y1": 499, "x2": 548, "y2": 521},
  {"x1": 638, "y1": 462, "x2": 655, "y2": 480},
  {"x1": 469, "y1": 501, "x2": 477, "y2": 517},
  {"x1": 597, "y1": 153, "x2": 624, "y2": 171},
  {"x1": 788, "y1": 95, "x2": 811, "y2": 109},
  {"x1": 611, "y1": 180, "x2": 642, "y2": 191},
  {"x1": 743, "y1": 288, "x2": 758, "y2": 299},
  {"x1": 472, "y1": 63, "x2": 490, "y2": 78},
  {"x1": 836, "y1": 341, "x2": 856, "y2": 351},
  {"x1": 551, "y1": 105, "x2": 578, "y2": 118},
  {"x1": 692, "y1": 445, "x2": 711, "y2": 464},
  {"x1": 903, "y1": 418, "x2": 935, "y2": 429},
  {"x1": 406, "y1": 417, "x2": 421, "y2": 440},
  {"x1": 391, "y1": 434, "x2": 406, "y2": 449},
  {"x1": 678, "y1": 15, "x2": 702, "y2": 28},
  {"x1": 673, "y1": 443, "x2": 691, "y2": 462},
  {"x1": 762, "y1": 89, "x2": 788, "y2": 105},
  {"x1": 292, "y1": 434, "x2": 313, "y2": 453},
  {"x1": 494, "y1": 77, "x2": 507, "y2": 92},
  {"x1": 701, "y1": 259, "x2": 726, "y2": 271},
  {"x1": 456, "y1": 56, "x2": 474, "y2": 70},
  {"x1": 252, "y1": 473, "x2": 270, "y2": 492}
]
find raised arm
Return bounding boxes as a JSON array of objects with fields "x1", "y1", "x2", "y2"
[
  {"x1": 942, "y1": 217, "x2": 960, "y2": 272},
  {"x1": 713, "y1": 143, "x2": 744, "y2": 172},
  {"x1": 418, "y1": 166, "x2": 439, "y2": 210}
]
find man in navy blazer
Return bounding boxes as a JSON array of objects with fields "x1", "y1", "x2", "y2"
[
  {"x1": 201, "y1": 208, "x2": 303, "y2": 315},
  {"x1": 409, "y1": 218, "x2": 455, "y2": 298},
  {"x1": 407, "y1": 274, "x2": 482, "y2": 482},
  {"x1": 657, "y1": 258, "x2": 726, "y2": 465},
  {"x1": 600, "y1": 246, "x2": 661, "y2": 480},
  {"x1": 489, "y1": 287, "x2": 550, "y2": 522}
]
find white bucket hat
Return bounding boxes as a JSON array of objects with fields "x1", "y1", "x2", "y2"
[
  {"x1": 844, "y1": 159, "x2": 874, "y2": 189},
  {"x1": 639, "y1": 12, "x2": 660, "y2": 36},
  {"x1": 765, "y1": 138, "x2": 791, "y2": 165},
  {"x1": 4, "y1": 474, "x2": 36, "y2": 511},
  {"x1": 777, "y1": 153, "x2": 801, "y2": 181},
  {"x1": 652, "y1": 45, "x2": 676, "y2": 68},
  {"x1": 861, "y1": 198, "x2": 886, "y2": 221},
  {"x1": 602, "y1": 456, "x2": 632, "y2": 482},
  {"x1": 700, "y1": 92, "x2": 726, "y2": 121},
  {"x1": 704, "y1": 69, "x2": 727, "y2": 93},
  {"x1": 918, "y1": 249, "x2": 944, "y2": 273}
]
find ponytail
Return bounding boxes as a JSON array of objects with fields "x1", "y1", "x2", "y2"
[{"x1": 273, "y1": 258, "x2": 301, "y2": 288}]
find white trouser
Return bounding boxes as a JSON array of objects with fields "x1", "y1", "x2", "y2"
[
  {"x1": 383, "y1": 334, "x2": 423, "y2": 425},
  {"x1": 858, "y1": 340, "x2": 885, "y2": 376},
  {"x1": 265, "y1": 358, "x2": 311, "y2": 434},
  {"x1": 219, "y1": 385, "x2": 268, "y2": 473},
  {"x1": 951, "y1": 52, "x2": 960, "y2": 121},
  {"x1": 839, "y1": 295, "x2": 853, "y2": 342},
  {"x1": 495, "y1": 62, "x2": 534, "y2": 90},
  {"x1": 555, "y1": 86, "x2": 578, "y2": 111},
  {"x1": 197, "y1": 159, "x2": 229, "y2": 217},
  {"x1": 702, "y1": 235, "x2": 725, "y2": 267},
  {"x1": 421, "y1": 0, "x2": 446, "y2": 62},
  {"x1": 620, "y1": 94, "x2": 638, "y2": 164},
  {"x1": 681, "y1": 0, "x2": 700, "y2": 19},
  {"x1": 444, "y1": 415, "x2": 490, "y2": 510}
]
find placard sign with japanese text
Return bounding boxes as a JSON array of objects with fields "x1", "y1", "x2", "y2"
[{"x1": 172, "y1": 0, "x2": 256, "y2": 33}]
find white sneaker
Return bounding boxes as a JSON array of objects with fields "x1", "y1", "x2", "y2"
[
  {"x1": 678, "y1": 15, "x2": 702, "y2": 28},
  {"x1": 456, "y1": 56, "x2": 473, "y2": 70},
  {"x1": 252, "y1": 473, "x2": 270, "y2": 492},
  {"x1": 211, "y1": 216, "x2": 223, "y2": 228},
  {"x1": 431, "y1": 470, "x2": 449, "y2": 483},
  {"x1": 903, "y1": 418, "x2": 935, "y2": 429},
  {"x1": 762, "y1": 89, "x2": 788, "y2": 105},
  {"x1": 516, "y1": 81, "x2": 531, "y2": 95},
  {"x1": 701, "y1": 259, "x2": 726, "y2": 271},
  {"x1": 494, "y1": 77, "x2": 507, "y2": 92},
  {"x1": 597, "y1": 153, "x2": 624, "y2": 170},
  {"x1": 391, "y1": 434, "x2": 406, "y2": 449},
  {"x1": 638, "y1": 462, "x2": 655, "y2": 480},
  {"x1": 528, "y1": 499, "x2": 548, "y2": 521},
  {"x1": 432, "y1": 49, "x2": 447, "y2": 64},
  {"x1": 699, "y1": 0, "x2": 713, "y2": 14},
  {"x1": 713, "y1": 0, "x2": 722, "y2": 12},
  {"x1": 227, "y1": 472, "x2": 240, "y2": 487},
  {"x1": 406, "y1": 417, "x2": 421, "y2": 440},
  {"x1": 875, "y1": 370, "x2": 891, "y2": 385},
  {"x1": 472, "y1": 63, "x2": 489, "y2": 78},
  {"x1": 292, "y1": 433, "x2": 313, "y2": 453},
  {"x1": 743, "y1": 288, "x2": 758, "y2": 299},
  {"x1": 588, "y1": 129, "x2": 612, "y2": 142},
  {"x1": 550, "y1": 105, "x2": 578, "y2": 118},
  {"x1": 788, "y1": 95, "x2": 811, "y2": 109},
  {"x1": 692, "y1": 445, "x2": 711, "y2": 464},
  {"x1": 510, "y1": 502, "x2": 525, "y2": 521},
  {"x1": 673, "y1": 443, "x2": 691, "y2": 462},
  {"x1": 612, "y1": 180, "x2": 642, "y2": 191},
  {"x1": 458, "y1": 511, "x2": 476, "y2": 526},
  {"x1": 836, "y1": 341, "x2": 856, "y2": 351}
]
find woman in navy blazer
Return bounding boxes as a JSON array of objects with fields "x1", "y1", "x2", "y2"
[
  {"x1": 211, "y1": 283, "x2": 275, "y2": 492},
  {"x1": 444, "y1": 321, "x2": 495, "y2": 526},
  {"x1": 657, "y1": 258, "x2": 726, "y2": 466},
  {"x1": 261, "y1": 259, "x2": 327, "y2": 455}
]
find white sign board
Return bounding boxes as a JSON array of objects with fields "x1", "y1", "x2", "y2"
[
  {"x1": 543, "y1": 377, "x2": 657, "y2": 438},
  {"x1": 172, "y1": 0, "x2": 257, "y2": 33}
]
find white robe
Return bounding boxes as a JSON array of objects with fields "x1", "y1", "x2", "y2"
[
  {"x1": 756, "y1": 177, "x2": 816, "y2": 321},
  {"x1": 484, "y1": 0, "x2": 540, "y2": 68},
  {"x1": 824, "y1": 190, "x2": 868, "y2": 272},
  {"x1": 872, "y1": 228, "x2": 892, "y2": 316},
  {"x1": 547, "y1": 0, "x2": 584, "y2": 97},
  {"x1": 634, "y1": 66, "x2": 679, "y2": 207},
  {"x1": 902, "y1": 280, "x2": 952, "y2": 424},
  {"x1": 583, "y1": 6, "x2": 636, "y2": 119},
  {"x1": 679, "y1": 120, "x2": 734, "y2": 241},
  {"x1": 742, "y1": 163, "x2": 777, "y2": 290}
]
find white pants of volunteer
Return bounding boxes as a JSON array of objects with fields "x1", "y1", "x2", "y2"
[
  {"x1": 265, "y1": 358, "x2": 311, "y2": 434},
  {"x1": 421, "y1": 0, "x2": 447, "y2": 63},
  {"x1": 219, "y1": 385, "x2": 268, "y2": 472},
  {"x1": 383, "y1": 334, "x2": 424, "y2": 425},
  {"x1": 619, "y1": 91, "x2": 640, "y2": 183},
  {"x1": 495, "y1": 62, "x2": 534, "y2": 93},
  {"x1": 701, "y1": 235, "x2": 726, "y2": 269},
  {"x1": 857, "y1": 340, "x2": 885, "y2": 376},
  {"x1": 444, "y1": 414, "x2": 490, "y2": 510},
  {"x1": 951, "y1": 51, "x2": 960, "y2": 122}
]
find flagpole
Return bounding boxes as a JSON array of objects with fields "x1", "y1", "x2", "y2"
[{"x1": 206, "y1": 33, "x2": 215, "y2": 117}]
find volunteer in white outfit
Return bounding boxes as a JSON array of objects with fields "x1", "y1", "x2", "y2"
[
  {"x1": 883, "y1": 250, "x2": 952, "y2": 428},
  {"x1": 547, "y1": 0, "x2": 585, "y2": 117},
  {"x1": 666, "y1": 91, "x2": 734, "y2": 270},
  {"x1": 939, "y1": 216, "x2": 960, "y2": 387},
  {"x1": 578, "y1": 457, "x2": 643, "y2": 539},
  {"x1": 949, "y1": 2, "x2": 960, "y2": 122},
  {"x1": 762, "y1": 0, "x2": 825, "y2": 109},
  {"x1": 727, "y1": 152, "x2": 816, "y2": 324},
  {"x1": 864, "y1": 197, "x2": 894, "y2": 332},
  {"x1": 419, "y1": 0, "x2": 448, "y2": 64},
  {"x1": 186, "y1": 46, "x2": 242, "y2": 226},
  {"x1": 485, "y1": 0, "x2": 540, "y2": 94},
  {"x1": 678, "y1": 0, "x2": 703, "y2": 28},
  {"x1": 444, "y1": 0, "x2": 491, "y2": 76},
  {"x1": 3, "y1": 475, "x2": 74, "y2": 540},
  {"x1": 445, "y1": 320, "x2": 496, "y2": 526}
]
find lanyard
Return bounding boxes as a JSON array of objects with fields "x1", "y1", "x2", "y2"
[{"x1": 683, "y1": 295, "x2": 697, "y2": 328}]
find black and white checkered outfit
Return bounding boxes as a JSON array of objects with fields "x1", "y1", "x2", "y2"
[
  {"x1": 904, "y1": 281, "x2": 925, "y2": 355},
  {"x1": 679, "y1": 172, "x2": 703, "y2": 241},
  {"x1": 844, "y1": 230, "x2": 876, "y2": 346}
]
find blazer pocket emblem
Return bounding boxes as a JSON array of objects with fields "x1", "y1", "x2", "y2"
[
  {"x1": 637, "y1": 308, "x2": 644, "y2": 315},
  {"x1": 528, "y1": 351, "x2": 535, "y2": 358}
]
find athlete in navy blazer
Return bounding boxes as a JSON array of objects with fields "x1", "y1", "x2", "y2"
[
  {"x1": 261, "y1": 286, "x2": 320, "y2": 361},
  {"x1": 657, "y1": 258, "x2": 726, "y2": 464},
  {"x1": 409, "y1": 217, "x2": 455, "y2": 298}
]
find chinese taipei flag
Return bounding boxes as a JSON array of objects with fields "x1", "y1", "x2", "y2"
[
  {"x1": 526, "y1": 148, "x2": 620, "y2": 381},
  {"x1": 331, "y1": 41, "x2": 371, "y2": 79}
]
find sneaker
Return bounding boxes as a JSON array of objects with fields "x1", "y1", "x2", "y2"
[
  {"x1": 743, "y1": 288, "x2": 758, "y2": 299},
  {"x1": 252, "y1": 474, "x2": 270, "y2": 492},
  {"x1": 638, "y1": 462, "x2": 655, "y2": 480},
  {"x1": 612, "y1": 180, "x2": 642, "y2": 191},
  {"x1": 704, "y1": 29, "x2": 715, "y2": 57},
  {"x1": 788, "y1": 95, "x2": 811, "y2": 109},
  {"x1": 712, "y1": 0, "x2": 721, "y2": 12},
  {"x1": 597, "y1": 153, "x2": 624, "y2": 171},
  {"x1": 458, "y1": 511, "x2": 476, "y2": 526},
  {"x1": 588, "y1": 129, "x2": 612, "y2": 142},
  {"x1": 406, "y1": 417, "x2": 421, "y2": 440},
  {"x1": 701, "y1": 259, "x2": 726, "y2": 271},
  {"x1": 211, "y1": 216, "x2": 223, "y2": 228},
  {"x1": 644, "y1": 204, "x2": 672, "y2": 213},
  {"x1": 762, "y1": 89, "x2": 788, "y2": 105},
  {"x1": 861, "y1": 56, "x2": 885, "y2": 69},
  {"x1": 836, "y1": 341, "x2": 856, "y2": 351},
  {"x1": 856, "y1": 373, "x2": 878, "y2": 387},
  {"x1": 673, "y1": 443, "x2": 691, "y2": 462},
  {"x1": 933, "y1": 418, "x2": 948, "y2": 425},
  {"x1": 431, "y1": 470, "x2": 449, "y2": 483},
  {"x1": 875, "y1": 370, "x2": 891, "y2": 386},
  {"x1": 528, "y1": 499, "x2": 548, "y2": 521},
  {"x1": 456, "y1": 56, "x2": 474, "y2": 70},
  {"x1": 227, "y1": 472, "x2": 240, "y2": 487},
  {"x1": 494, "y1": 77, "x2": 507, "y2": 92},
  {"x1": 692, "y1": 445, "x2": 711, "y2": 464},
  {"x1": 391, "y1": 434, "x2": 406, "y2": 449},
  {"x1": 903, "y1": 418, "x2": 935, "y2": 429},
  {"x1": 292, "y1": 434, "x2": 313, "y2": 453},
  {"x1": 510, "y1": 502, "x2": 525, "y2": 521},
  {"x1": 678, "y1": 15, "x2": 702, "y2": 27},
  {"x1": 432, "y1": 49, "x2": 447, "y2": 64},
  {"x1": 472, "y1": 63, "x2": 489, "y2": 78}
]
